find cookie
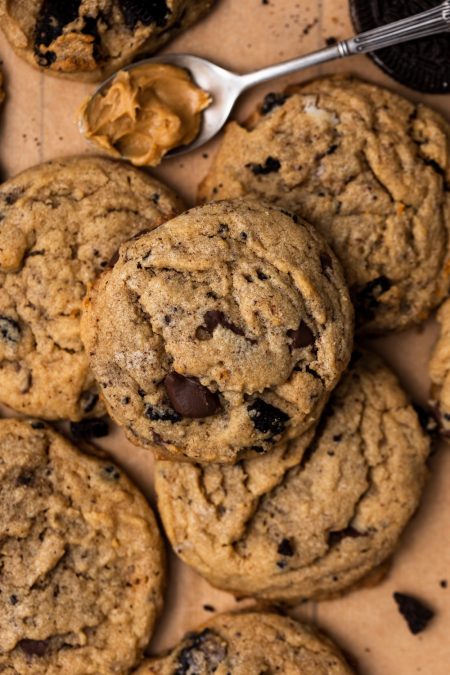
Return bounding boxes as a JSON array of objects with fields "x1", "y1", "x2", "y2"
[
  {"x1": 199, "y1": 76, "x2": 450, "y2": 334},
  {"x1": 350, "y1": 0, "x2": 450, "y2": 94},
  {"x1": 155, "y1": 351, "x2": 430, "y2": 602},
  {"x1": 0, "y1": 418, "x2": 165, "y2": 674},
  {"x1": 81, "y1": 199, "x2": 353, "y2": 464},
  {"x1": 0, "y1": 156, "x2": 183, "y2": 421},
  {"x1": 0, "y1": 1, "x2": 215, "y2": 82},
  {"x1": 429, "y1": 298, "x2": 450, "y2": 436},
  {"x1": 134, "y1": 611, "x2": 355, "y2": 674}
]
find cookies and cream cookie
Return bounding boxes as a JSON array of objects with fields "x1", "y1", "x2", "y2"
[
  {"x1": 0, "y1": 418, "x2": 165, "y2": 674},
  {"x1": 81, "y1": 199, "x2": 353, "y2": 463},
  {"x1": 155, "y1": 351, "x2": 429, "y2": 601},
  {"x1": 199, "y1": 76, "x2": 450, "y2": 333},
  {"x1": 0, "y1": 156, "x2": 183, "y2": 421},
  {"x1": 134, "y1": 611, "x2": 355, "y2": 674},
  {"x1": 0, "y1": 0, "x2": 215, "y2": 81}
]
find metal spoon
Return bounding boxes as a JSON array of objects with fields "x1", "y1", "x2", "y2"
[{"x1": 87, "y1": 1, "x2": 450, "y2": 158}]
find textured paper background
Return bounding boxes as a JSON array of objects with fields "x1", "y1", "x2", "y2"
[{"x1": 0, "y1": 1, "x2": 449, "y2": 672}]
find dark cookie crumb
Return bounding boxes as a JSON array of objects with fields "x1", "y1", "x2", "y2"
[
  {"x1": 70, "y1": 417, "x2": 109, "y2": 441},
  {"x1": 393, "y1": 592, "x2": 435, "y2": 635},
  {"x1": 440, "y1": 579, "x2": 447, "y2": 589}
]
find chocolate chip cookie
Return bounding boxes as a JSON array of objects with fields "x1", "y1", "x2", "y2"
[
  {"x1": 429, "y1": 298, "x2": 450, "y2": 436},
  {"x1": 199, "y1": 76, "x2": 450, "y2": 334},
  {"x1": 134, "y1": 611, "x2": 355, "y2": 674},
  {"x1": 155, "y1": 351, "x2": 430, "y2": 602},
  {"x1": 0, "y1": 156, "x2": 183, "y2": 421},
  {"x1": 81, "y1": 199, "x2": 353, "y2": 463},
  {"x1": 0, "y1": 418, "x2": 165, "y2": 674},
  {"x1": 0, "y1": 0, "x2": 215, "y2": 82}
]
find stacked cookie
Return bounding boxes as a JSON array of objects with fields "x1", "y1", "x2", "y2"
[{"x1": 0, "y1": 73, "x2": 448, "y2": 672}]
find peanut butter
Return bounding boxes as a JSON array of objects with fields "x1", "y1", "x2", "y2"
[{"x1": 80, "y1": 63, "x2": 211, "y2": 166}]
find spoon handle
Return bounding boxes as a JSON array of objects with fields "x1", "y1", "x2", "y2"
[{"x1": 239, "y1": 1, "x2": 450, "y2": 89}]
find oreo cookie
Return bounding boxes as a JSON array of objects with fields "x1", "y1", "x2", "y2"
[{"x1": 350, "y1": 0, "x2": 450, "y2": 93}]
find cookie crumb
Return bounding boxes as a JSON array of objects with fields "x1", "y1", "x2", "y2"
[{"x1": 393, "y1": 592, "x2": 435, "y2": 635}]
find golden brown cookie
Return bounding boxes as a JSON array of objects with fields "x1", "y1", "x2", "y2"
[
  {"x1": 81, "y1": 199, "x2": 353, "y2": 463},
  {"x1": 0, "y1": 0, "x2": 215, "y2": 82},
  {"x1": 429, "y1": 298, "x2": 450, "y2": 436},
  {"x1": 0, "y1": 418, "x2": 165, "y2": 674},
  {"x1": 199, "y1": 76, "x2": 450, "y2": 334},
  {"x1": 0, "y1": 156, "x2": 183, "y2": 421},
  {"x1": 155, "y1": 351, "x2": 430, "y2": 602},
  {"x1": 134, "y1": 611, "x2": 355, "y2": 674}
]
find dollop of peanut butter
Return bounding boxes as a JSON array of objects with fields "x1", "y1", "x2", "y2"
[{"x1": 80, "y1": 63, "x2": 211, "y2": 166}]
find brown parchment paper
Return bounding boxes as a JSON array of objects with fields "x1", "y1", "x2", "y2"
[{"x1": 0, "y1": 1, "x2": 449, "y2": 673}]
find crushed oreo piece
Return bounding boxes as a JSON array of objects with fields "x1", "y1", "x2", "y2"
[
  {"x1": 118, "y1": 0, "x2": 171, "y2": 29},
  {"x1": 247, "y1": 156, "x2": 281, "y2": 175},
  {"x1": 70, "y1": 417, "x2": 109, "y2": 441},
  {"x1": 144, "y1": 404, "x2": 181, "y2": 423},
  {"x1": 355, "y1": 275, "x2": 392, "y2": 321},
  {"x1": 174, "y1": 629, "x2": 227, "y2": 674},
  {"x1": 261, "y1": 92, "x2": 288, "y2": 115},
  {"x1": 277, "y1": 538, "x2": 295, "y2": 556},
  {"x1": 393, "y1": 592, "x2": 435, "y2": 635},
  {"x1": 328, "y1": 526, "x2": 363, "y2": 546},
  {"x1": 34, "y1": 0, "x2": 81, "y2": 65},
  {"x1": 0, "y1": 316, "x2": 21, "y2": 343},
  {"x1": 247, "y1": 398, "x2": 289, "y2": 436}
]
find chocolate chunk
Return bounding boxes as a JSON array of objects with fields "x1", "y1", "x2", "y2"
[
  {"x1": 19, "y1": 639, "x2": 49, "y2": 657},
  {"x1": 34, "y1": 0, "x2": 81, "y2": 65},
  {"x1": 328, "y1": 526, "x2": 363, "y2": 546},
  {"x1": 277, "y1": 538, "x2": 295, "y2": 556},
  {"x1": 102, "y1": 465, "x2": 121, "y2": 481},
  {"x1": 247, "y1": 156, "x2": 281, "y2": 175},
  {"x1": 70, "y1": 417, "x2": 109, "y2": 441},
  {"x1": 355, "y1": 275, "x2": 392, "y2": 321},
  {"x1": 164, "y1": 373, "x2": 221, "y2": 418},
  {"x1": 196, "y1": 310, "x2": 245, "y2": 340},
  {"x1": 261, "y1": 92, "x2": 288, "y2": 115},
  {"x1": 350, "y1": 0, "x2": 450, "y2": 93},
  {"x1": 393, "y1": 592, "x2": 435, "y2": 635},
  {"x1": 247, "y1": 398, "x2": 289, "y2": 436},
  {"x1": 287, "y1": 321, "x2": 314, "y2": 348},
  {"x1": 175, "y1": 629, "x2": 227, "y2": 674},
  {"x1": 144, "y1": 404, "x2": 181, "y2": 423},
  {"x1": 79, "y1": 391, "x2": 99, "y2": 414},
  {"x1": 118, "y1": 0, "x2": 171, "y2": 29},
  {"x1": 0, "y1": 316, "x2": 21, "y2": 343}
]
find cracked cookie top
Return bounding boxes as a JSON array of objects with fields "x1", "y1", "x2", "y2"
[
  {"x1": 0, "y1": 0, "x2": 215, "y2": 82},
  {"x1": 0, "y1": 156, "x2": 183, "y2": 421},
  {"x1": 199, "y1": 76, "x2": 450, "y2": 334},
  {"x1": 135, "y1": 611, "x2": 355, "y2": 674},
  {"x1": 155, "y1": 351, "x2": 429, "y2": 601},
  {"x1": 81, "y1": 199, "x2": 353, "y2": 463},
  {"x1": 0, "y1": 418, "x2": 165, "y2": 674}
]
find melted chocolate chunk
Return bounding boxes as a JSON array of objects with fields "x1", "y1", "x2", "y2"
[
  {"x1": 261, "y1": 92, "x2": 288, "y2": 115},
  {"x1": 70, "y1": 417, "x2": 109, "y2": 441},
  {"x1": 164, "y1": 373, "x2": 221, "y2": 418},
  {"x1": 119, "y1": 0, "x2": 171, "y2": 29},
  {"x1": 19, "y1": 639, "x2": 49, "y2": 657},
  {"x1": 393, "y1": 592, "x2": 435, "y2": 635},
  {"x1": 328, "y1": 526, "x2": 363, "y2": 546},
  {"x1": 196, "y1": 310, "x2": 245, "y2": 340},
  {"x1": 355, "y1": 275, "x2": 392, "y2": 321},
  {"x1": 175, "y1": 629, "x2": 227, "y2": 675},
  {"x1": 144, "y1": 404, "x2": 181, "y2": 423},
  {"x1": 247, "y1": 156, "x2": 281, "y2": 175},
  {"x1": 287, "y1": 321, "x2": 314, "y2": 348},
  {"x1": 247, "y1": 398, "x2": 289, "y2": 436},
  {"x1": 0, "y1": 316, "x2": 21, "y2": 343},
  {"x1": 277, "y1": 538, "x2": 295, "y2": 556},
  {"x1": 34, "y1": 0, "x2": 81, "y2": 65}
]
